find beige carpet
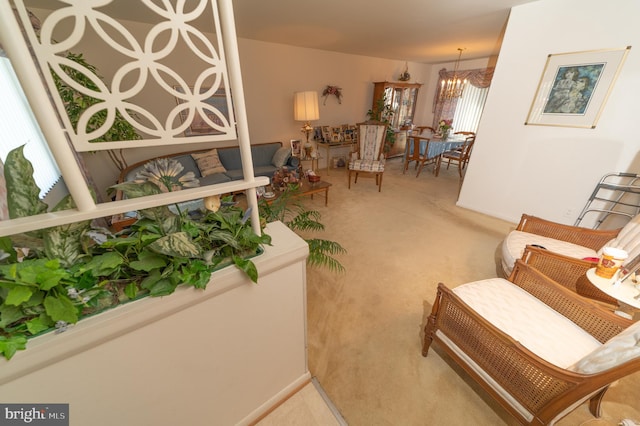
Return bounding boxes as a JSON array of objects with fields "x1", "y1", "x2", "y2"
[{"x1": 293, "y1": 157, "x2": 640, "y2": 426}]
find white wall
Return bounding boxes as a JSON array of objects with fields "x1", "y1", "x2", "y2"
[{"x1": 458, "y1": 0, "x2": 640, "y2": 227}]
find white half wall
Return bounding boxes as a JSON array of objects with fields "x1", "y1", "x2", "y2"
[
  {"x1": 457, "y1": 0, "x2": 640, "y2": 227},
  {"x1": 0, "y1": 221, "x2": 309, "y2": 426}
]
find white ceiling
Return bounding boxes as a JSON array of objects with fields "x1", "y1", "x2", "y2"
[
  {"x1": 26, "y1": 0, "x2": 539, "y2": 64},
  {"x1": 232, "y1": 0, "x2": 539, "y2": 64}
]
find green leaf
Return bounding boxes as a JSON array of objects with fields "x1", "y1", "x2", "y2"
[
  {"x1": 140, "y1": 269, "x2": 162, "y2": 290},
  {"x1": 129, "y1": 250, "x2": 167, "y2": 271},
  {"x1": 148, "y1": 278, "x2": 178, "y2": 297},
  {"x1": 124, "y1": 282, "x2": 138, "y2": 299},
  {"x1": 0, "y1": 304, "x2": 25, "y2": 329},
  {"x1": 233, "y1": 256, "x2": 258, "y2": 283},
  {"x1": 148, "y1": 232, "x2": 200, "y2": 258},
  {"x1": 0, "y1": 237, "x2": 17, "y2": 263},
  {"x1": 43, "y1": 295, "x2": 78, "y2": 323},
  {"x1": 26, "y1": 314, "x2": 53, "y2": 335},
  {"x1": 4, "y1": 145, "x2": 48, "y2": 220},
  {"x1": 75, "y1": 252, "x2": 123, "y2": 277},
  {"x1": 5, "y1": 285, "x2": 33, "y2": 306},
  {"x1": 0, "y1": 335, "x2": 28, "y2": 360}
]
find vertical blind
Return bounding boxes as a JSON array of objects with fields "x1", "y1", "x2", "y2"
[
  {"x1": 0, "y1": 54, "x2": 61, "y2": 198},
  {"x1": 453, "y1": 84, "x2": 489, "y2": 133}
]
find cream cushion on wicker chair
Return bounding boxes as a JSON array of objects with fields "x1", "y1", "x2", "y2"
[
  {"x1": 452, "y1": 278, "x2": 601, "y2": 368},
  {"x1": 501, "y1": 232, "x2": 597, "y2": 275},
  {"x1": 501, "y1": 213, "x2": 640, "y2": 276}
]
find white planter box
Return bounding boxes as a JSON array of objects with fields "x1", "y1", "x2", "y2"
[{"x1": 0, "y1": 221, "x2": 309, "y2": 426}]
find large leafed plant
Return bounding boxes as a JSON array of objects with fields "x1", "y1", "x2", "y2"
[{"x1": 0, "y1": 147, "x2": 269, "y2": 360}]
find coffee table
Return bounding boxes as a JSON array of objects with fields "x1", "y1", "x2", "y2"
[{"x1": 266, "y1": 180, "x2": 332, "y2": 206}]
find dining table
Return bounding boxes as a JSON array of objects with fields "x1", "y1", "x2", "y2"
[{"x1": 403, "y1": 134, "x2": 466, "y2": 165}]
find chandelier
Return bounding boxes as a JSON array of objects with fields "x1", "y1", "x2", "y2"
[{"x1": 439, "y1": 48, "x2": 467, "y2": 101}]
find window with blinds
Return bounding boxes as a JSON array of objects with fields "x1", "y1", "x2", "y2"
[
  {"x1": 453, "y1": 84, "x2": 489, "y2": 133},
  {"x1": 0, "y1": 54, "x2": 61, "y2": 198}
]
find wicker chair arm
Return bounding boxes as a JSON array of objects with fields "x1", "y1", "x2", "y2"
[
  {"x1": 510, "y1": 261, "x2": 632, "y2": 342},
  {"x1": 516, "y1": 214, "x2": 621, "y2": 251},
  {"x1": 519, "y1": 246, "x2": 619, "y2": 307}
]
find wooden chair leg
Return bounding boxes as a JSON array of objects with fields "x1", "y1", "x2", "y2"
[
  {"x1": 378, "y1": 174, "x2": 383, "y2": 192},
  {"x1": 435, "y1": 156, "x2": 442, "y2": 177},
  {"x1": 348, "y1": 170, "x2": 352, "y2": 189},
  {"x1": 588, "y1": 386, "x2": 609, "y2": 417}
]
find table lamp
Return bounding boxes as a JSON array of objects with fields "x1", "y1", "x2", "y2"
[{"x1": 294, "y1": 91, "x2": 319, "y2": 155}]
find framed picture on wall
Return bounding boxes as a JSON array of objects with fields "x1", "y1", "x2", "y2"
[
  {"x1": 174, "y1": 86, "x2": 231, "y2": 136},
  {"x1": 525, "y1": 47, "x2": 631, "y2": 128}
]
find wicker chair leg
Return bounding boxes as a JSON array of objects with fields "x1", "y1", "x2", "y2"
[
  {"x1": 422, "y1": 291, "x2": 442, "y2": 356},
  {"x1": 588, "y1": 386, "x2": 609, "y2": 417}
]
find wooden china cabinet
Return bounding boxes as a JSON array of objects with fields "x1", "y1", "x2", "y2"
[{"x1": 372, "y1": 81, "x2": 422, "y2": 158}]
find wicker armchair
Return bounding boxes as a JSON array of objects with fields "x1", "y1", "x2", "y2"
[
  {"x1": 422, "y1": 260, "x2": 640, "y2": 426},
  {"x1": 500, "y1": 213, "x2": 638, "y2": 276}
]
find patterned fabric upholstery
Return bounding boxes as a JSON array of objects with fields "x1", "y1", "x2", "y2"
[{"x1": 348, "y1": 121, "x2": 387, "y2": 191}]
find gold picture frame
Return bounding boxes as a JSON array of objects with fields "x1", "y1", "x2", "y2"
[{"x1": 525, "y1": 47, "x2": 631, "y2": 128}]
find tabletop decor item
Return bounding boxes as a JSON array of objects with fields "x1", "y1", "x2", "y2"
[
  {"x1": 271, "y1": 166, "x2": 300, "y2": 191},
  {"x1": 438, "y1": 119, "x2": 453, "y2": 139},
  {"x1": 525, "y1": 47, "x2": 631, "y2": 128}
]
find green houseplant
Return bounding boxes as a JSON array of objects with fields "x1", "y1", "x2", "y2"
[
  {"x1": 259, "y1": 189, "x2": 346, "y2": 273},
  {"x1": 0, "y1": 147, "x2": 269, "y2": 360}
]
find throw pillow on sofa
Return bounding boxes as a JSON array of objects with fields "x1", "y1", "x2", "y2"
[
  {"x1": 272, "y1": 146, "x2": 292, "y2": 168},
  {"x1": 192, "y1": 149, "x2": 227, "y2": 176}
]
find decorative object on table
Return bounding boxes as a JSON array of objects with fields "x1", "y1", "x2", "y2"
[
  {"x1": 438, "y1": 48, "x2": 467, "y2": 101},
  {"x1": 294, "y1": 91, "x2": 320, "y2": 152},
  {"x1": 306, "y1": 170, "x2": 321, "y2": 183},
  {"x1": 271, "y1": 166, "x2": 300, "y2": 191},
  {"x1": 595, "y1": 247, "x2": 628, "y2": 279},
  {"x1": 438, "y1": 119, "x2": 453, "y2": 139},
  {"x1": 290, "y1": 139, "x2": 301, "y2": 157},
  {"x1": 398, "y1": 62, "x2": 411, "y2": 81},
  {"x1": 525, "y1": 46, "x2": 631, "y2": 128},
  {"x1": 322, "y1": 85, "x2": 342, "y2": 104}
]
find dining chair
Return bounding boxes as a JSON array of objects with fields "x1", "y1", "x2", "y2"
[
  {"x1": 348, "y1": 120, "x2": 387, "y2": 192},
  {"x1": 435, "y1": 135, "x2": 475, "y2": 177},
  {"x1": 403, "y1": 136, "x2": 435, "y2": 178},
  {"x1": 415, "y1": 126, "x2": 436, "y2": 136}
]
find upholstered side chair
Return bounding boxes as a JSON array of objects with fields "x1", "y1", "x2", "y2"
[{"x1": 348, "y1": 120, "x2": 387, "y2": 192}]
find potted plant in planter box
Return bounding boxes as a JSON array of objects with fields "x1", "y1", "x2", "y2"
[{"x1": 0, "y1": 146, "x2": 270, "y2": 360}]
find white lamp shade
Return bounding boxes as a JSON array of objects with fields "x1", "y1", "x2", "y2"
[{"x1": 293, "y1": 91, "x2": 319, "y2": 121}]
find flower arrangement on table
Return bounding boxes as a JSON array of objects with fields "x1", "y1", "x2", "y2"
[
  {"x1": 272, "y1": 166, "x2": 300, "y2": 191},
  {"x1": 322, "y1": 85, "x2": 342, "y2": 105},
  {"x1": 438, "y1": 119, "x2": 453, "y2": 138}
]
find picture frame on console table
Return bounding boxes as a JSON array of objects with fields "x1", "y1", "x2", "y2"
[
  {"x1": 290, "y1": 139, "x2": 301, "y2": 157},
  {"x1": 525, "y1": 47, "x2": 631, "y2": 128}
]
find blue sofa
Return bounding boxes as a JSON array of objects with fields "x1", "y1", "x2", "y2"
[{"x1": 118, "y1": 142, "x2": 299, "y2": 186}]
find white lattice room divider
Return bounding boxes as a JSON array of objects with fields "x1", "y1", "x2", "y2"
[{"x1": 0, "y1": 0, "x2": 266, "y2": 235}]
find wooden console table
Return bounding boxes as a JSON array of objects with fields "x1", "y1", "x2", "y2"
[{"x1": 316, "y1": 141, "x2": 355, "y2": 175}]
